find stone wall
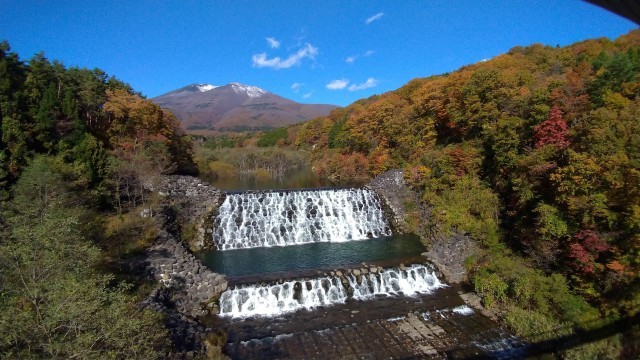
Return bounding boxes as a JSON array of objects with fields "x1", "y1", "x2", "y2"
[
  {"x1": 422, "y1": 231, "x2": 479, "y2": 284},
  {"x1": 149, "y1": 175, "x2": 225, "y2": 251},
  {"x1": 144, "y1": 229, "x2": 228, "y2": 317},
  {"x1": 366, "y1": 170, "x2": 413, "y2": 233},
  {"x1": 137, "y1": 176, "x2": 229, "y2": 357},
  {"x1": 140, "y1": 225, "x2": 228, "y2": 357}
]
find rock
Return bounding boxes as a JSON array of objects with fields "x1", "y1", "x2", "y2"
[
  {"x1": 336, "y1": 271, "x2": 343, "y2": 277},
  {"x1": 352, "y1": 269, "x2": 361, "y2": 276},
  {"x1": 370, "y1": 267, "x2": 378, "y2": 274},
  {"x1": 361, "y1": 268, "x2": 369, "y2": 275}
]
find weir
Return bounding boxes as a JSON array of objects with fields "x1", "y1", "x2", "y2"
[
  {"x1": 218, "y1": 264, "x2": 444, "y2": 318},
  {"x1": 212, "y1": 188, "x2": 392, "y2": 250},
  {"x1": 206, "y1": 185, "x2": 523, "y2": 358}
]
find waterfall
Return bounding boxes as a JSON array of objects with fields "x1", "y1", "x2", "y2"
[
  {"x1": 213, "y1": 188, "x2": 392, "y2": 250},
  {"x1": 218, "y1": 264, "x2": 444, "y2": 318},
  {"x1": 219, "y1": 277, "x2": 347, "y2": 317},
  {"x1": 347, "y1": 264, "x2": 443, "y2": 299}
]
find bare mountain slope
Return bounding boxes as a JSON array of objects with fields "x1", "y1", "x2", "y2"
[{"x1": 152, "y1": 83, "x2": 338, "y2": 131}]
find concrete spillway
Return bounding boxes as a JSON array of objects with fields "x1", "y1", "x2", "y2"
[
  {"x1": 212, "y1": 188, "x2": 392, "y2": 250},
  {"x1": 218, "y1": 264, "x2": 443, "y2": 318}
]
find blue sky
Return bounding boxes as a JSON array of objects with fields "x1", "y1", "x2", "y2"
[{"x1": 0, "y1": 1, "x2": 637, "y2": 106}]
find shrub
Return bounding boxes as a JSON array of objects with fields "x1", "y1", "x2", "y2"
[{"x1": 207, "y1": 161, "x2": 238, "y2": 179}]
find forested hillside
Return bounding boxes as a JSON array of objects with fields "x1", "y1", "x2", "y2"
[
  {"x1": 0, "y1": 41, "x2": 195, "y2": 357},
  {"x1": 289, "y1": 30, "x2": 640, "y2": 356}
]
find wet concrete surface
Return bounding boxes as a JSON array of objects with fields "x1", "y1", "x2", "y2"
[{"x1": 209, "y1": 283, "x2": 527, "y2": 359}]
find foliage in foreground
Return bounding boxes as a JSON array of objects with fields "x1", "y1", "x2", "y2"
[
  {"x1": 0, "y1": 42, "x2": 201, "y2": 357},
  {"x1": 0, "y1": 157, "x2": 168, "y2": 358}
]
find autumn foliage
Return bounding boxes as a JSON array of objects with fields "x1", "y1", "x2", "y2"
[
  {"x1": 533, "y1": 105, "x2": 570, "y2": 149},
  {"x1": 569, "y1": 230, "x2": 610, "y2": 275},
  {"x1": 291, "y1": 30, "x2": 640, "y2": 324}
]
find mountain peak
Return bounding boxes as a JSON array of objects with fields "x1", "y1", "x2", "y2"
[
  {"x1": 229, "y1": 82, "x2": 267, "y2": 98},
  {"x1": 152, "y1": 83, "x2": 339, "y2": 132},
  {"x1": 196, "y1": 84, "x2": 217, "y2": 92}
]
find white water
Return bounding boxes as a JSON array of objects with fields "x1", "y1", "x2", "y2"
[
  {"x1": 452, "y1": 305, "x2": 475, "y2": 315},
  {"x1": 218, "y1": 264, "x2": 443, "y2": 318},
  {"x1": 213, "y1": 188, "x2": 391, "y2": 250},
  {"x1": 348, "y1": 264, "x2": 444, "y2": 299},
  {"x1": 219, "y1": 277, "x2": 347, "y2": 317}
]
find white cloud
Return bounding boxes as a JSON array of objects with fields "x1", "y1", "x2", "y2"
[
  {"x1": 303, "y1": 91, "x2": 313, "y2": 99},
  {"x1": 346, "y1": 51, "x2": 374, "y2": 64},
  {"x1": 326, "y1": 79, "x2": 349, "y2": 90},
  {"x1": 291, "y1": 82, "x2": 303, "y2": 92},
  {"x1": 252, "y1": 43, "x2": 318, "y2": 69},
  {"x1": 366, "y1": 12, "x2": 384, "y2": 24},
  {"x1": 348, "y1": 78, "x2": 378, "y2": 91},
  {"x1": 266, "y1": 37, "x2": 280, "y2": 49}
]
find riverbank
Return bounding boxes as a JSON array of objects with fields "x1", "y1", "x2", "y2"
[{"x1": 367, "y1": 170, "x2": 480, "y2": 285}]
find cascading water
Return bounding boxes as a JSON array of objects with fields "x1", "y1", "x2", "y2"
[
  {"x1": 347, "y1": 264, "x2": 444, "y2": 299},
  {"x1": 213, "y1": 188, "x2": 392, "y2": 250},
  {"x1": 218, "y1": 264, "x2": 444, "y2": 318},
  {"x1": 219, "y1": 277, "x2": 348, "y2": 317}
]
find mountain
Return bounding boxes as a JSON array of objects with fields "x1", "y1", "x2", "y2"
[{"x1": 152, "y1": 83, "x2": 339, "y2": 131}]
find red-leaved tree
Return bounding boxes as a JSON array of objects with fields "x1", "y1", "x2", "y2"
[
  {"x1": 568, "y1": 229, "x2": 609, "y2": 274},
  {"x1": 533, "y1": 105, "x2": 570, "y2": 149}
]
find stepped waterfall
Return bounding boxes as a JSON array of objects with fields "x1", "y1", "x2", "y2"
[
  {"x1": 208, "y1": 184, "x2": 521, "y2": 358},
  {"x1": 219, "y1": 265, "x2": 444, "y2": 317},
  {"x1": 346, "y1": 264, "x2": 443, "y2": 298},
  {"x1": 212, "y1": 188, "x2": 392, "y2": 250}
]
